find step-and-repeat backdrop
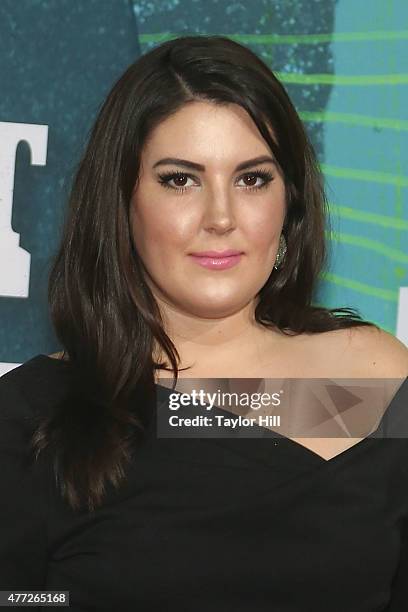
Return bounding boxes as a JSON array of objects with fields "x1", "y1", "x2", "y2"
[{"x1": 1, "y1": 0, "x2": 407, "y2": 375}]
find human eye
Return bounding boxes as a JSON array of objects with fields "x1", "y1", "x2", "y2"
[
  {"x1": 237, "y1": 169, "x2": 275, "y2": 191},
  {"x1": 157, "y1": 171, "x2": 198, "y2": 194}
]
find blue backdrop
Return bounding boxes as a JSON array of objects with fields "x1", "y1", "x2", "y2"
[{"x1": 0, "y1": 0, "x2": 407, "y2": 374}]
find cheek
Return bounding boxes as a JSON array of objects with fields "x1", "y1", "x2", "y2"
[
  {"x1": 131, "y1": 204, "x2": 194, "y2": 261},
  {"x1": 243, "y1": 205, "x2": 284, "y2": 252},
  {"x1": 247, "y1": 216, "x2": 277, "y2": 243}
]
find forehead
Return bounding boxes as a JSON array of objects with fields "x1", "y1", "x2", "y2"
[{"x1": 142, "y1": 101, "x2": 274, "y2": 164}]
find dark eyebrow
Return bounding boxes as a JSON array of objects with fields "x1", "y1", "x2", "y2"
[{"x1": 152, "y1": 155, "x2": 276, "y2": 172}]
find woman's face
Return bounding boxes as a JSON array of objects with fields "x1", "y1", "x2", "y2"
[{"x1": 130, "y1": 101, "x2": 286, "y2": 319}]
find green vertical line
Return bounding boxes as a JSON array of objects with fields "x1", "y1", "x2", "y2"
[
  {"x1": 319, "y1": 273, "x2": 398, "y2": 302},
  {"x1": 228, "y1": 31, "x2": 408, "y2": 44},
  {"x1": 321, "y1": 164, "x2": 408, "y2": 187},
  {"x1": 328, "y1": 203, "x2": 408, "y2": 231},
  {"x1": 327, "y1": 231, "x2": 408, "y2": 264},
  {"x1": 138, "y1": 31, "x2": 408, "y2": 45},
  {"x1": 276, "y1": 72, "x2": 408, "y2": 85},
  {"x1": 299, "y1": 111, "x2": 408, "y2": 132}
]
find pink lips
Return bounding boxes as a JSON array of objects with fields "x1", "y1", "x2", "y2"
[{"x1": 189, "y1": 250, "x2": 243, "y2": 270}]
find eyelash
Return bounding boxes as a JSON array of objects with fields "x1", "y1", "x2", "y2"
[{"x1": 157, "y1": 169, "x2": 274, "y2": 194}]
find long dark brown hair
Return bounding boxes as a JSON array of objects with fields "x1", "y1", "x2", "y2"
[{"x1": 31, "y1": 35, "x2": 379, "y2": 513}]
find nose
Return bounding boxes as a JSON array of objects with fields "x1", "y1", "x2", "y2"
[{"x1": 202, "y1": 187, "x2": 237, "y2": 234}]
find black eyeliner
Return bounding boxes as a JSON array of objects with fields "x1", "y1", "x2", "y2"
[{"x1": 157, "y1": 168, "x2": 274, "y2": 192}]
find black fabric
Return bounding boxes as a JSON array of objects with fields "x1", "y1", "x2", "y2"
[{"x1": 1, "y1": 354, "x2": 408, "y2": 611}]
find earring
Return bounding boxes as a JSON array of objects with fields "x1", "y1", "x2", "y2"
[{"x1": 273, "y1": 234, "x2": 287, "y2": 270}]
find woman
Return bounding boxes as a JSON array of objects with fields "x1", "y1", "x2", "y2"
[{"x1": 1, "y1": 35, "x2": 407, "y2": 611}]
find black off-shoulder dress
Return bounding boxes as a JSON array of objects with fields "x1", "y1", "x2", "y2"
[{"x1": 1, "y1": 354, "x2": 408, "y2": 611}]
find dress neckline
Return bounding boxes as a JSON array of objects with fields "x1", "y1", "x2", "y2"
[
  {"x1": 153, "y1": 375, "x2": 408, "y2": 465},
  {"x1": 35, "y1": 354, "x2": 408, "y2": 465}
]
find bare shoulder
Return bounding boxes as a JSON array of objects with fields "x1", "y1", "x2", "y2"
[
  {"x1": 337, "y1": 325, "x2": 408, "y2": 378},
  {"x1": 48, "y1": 351, "x2": 69, "y2": 361}
]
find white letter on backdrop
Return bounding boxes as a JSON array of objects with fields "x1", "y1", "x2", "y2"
[{"x1": 0, "y1": 121, "x2": 48, "y2": 297}]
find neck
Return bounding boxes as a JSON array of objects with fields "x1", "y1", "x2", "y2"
[{"x1": 152, "y1": 295, "x2": 281, "y2": 376}]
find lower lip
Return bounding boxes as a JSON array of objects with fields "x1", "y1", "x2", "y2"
[{"x1": 189, "y1": 254, "x2": 243, "y2": 270}]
